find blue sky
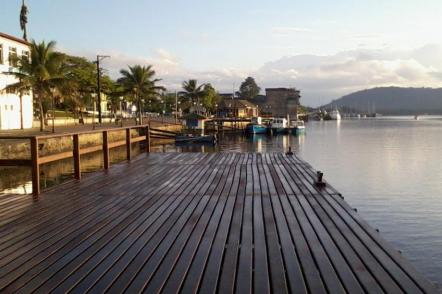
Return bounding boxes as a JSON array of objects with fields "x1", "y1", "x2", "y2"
[{"x1": 2, "y1": 0, "x2": 442, "y2": 105}]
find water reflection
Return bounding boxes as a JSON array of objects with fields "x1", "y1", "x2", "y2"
[{"x1": 0, "y1": 143, "x2": 143, "y2": 196}]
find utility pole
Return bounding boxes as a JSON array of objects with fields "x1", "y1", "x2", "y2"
[
  {"x1": 175, "y1": 91, "x2": 178, "y2": 124},
  {"x1": 96, "y1": 55, "x2": 110, "y2": 124}
]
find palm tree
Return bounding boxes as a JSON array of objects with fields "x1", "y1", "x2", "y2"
[
  {"x1": 118, "y1": 65, "x2": 164, "y2": 125},
  {"x1": 4, "y1": 40, "x2": 64, "y2": 131},
  {"x1": 181, "y1": 79, "x2": 206, "y2": 106}
]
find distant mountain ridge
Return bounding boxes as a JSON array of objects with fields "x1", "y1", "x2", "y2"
[{"x1": 325, "y1": 87, "x2": 442, "y2": 114}]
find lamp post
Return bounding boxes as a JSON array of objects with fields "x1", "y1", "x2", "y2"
[
  {"x1": 175, "y1": 91, "x2": 178, "y2": 123},
  {"x1": 95, "y1": 55, "x2": 110, "y2": 124},
  {"x1": 92, "y1": 93, "x2": 97, "y2": 130},
  {"x1": 119, "y1": 96, "x2": 124, "y2": 127},
  {"x1": 51, "y1": 88, "x2": 56, "y2": 133}
]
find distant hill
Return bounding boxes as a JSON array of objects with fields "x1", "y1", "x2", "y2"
[{"x1": 325, "y1": 87, "x2": 442, "y2": 115}]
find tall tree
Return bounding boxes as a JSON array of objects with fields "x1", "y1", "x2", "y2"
[
  {"x1": 201, "y1": 83, "x2": 219, "y2": 111},
  {"x1": 5, "y1": 40, "x2": 64, "y2": 131},
  {"x1": 58, "y1": 54, "x2": 97, "y2": 122},
  {"x1": 239, "y1": 76, "x2": 260, "y2": 100},
  {"x1": 181, "y1": 79, "x2": 205, "y2": 106},
  {"x1": 118, "y1": 65, "x2": 164, "y2": 124}
]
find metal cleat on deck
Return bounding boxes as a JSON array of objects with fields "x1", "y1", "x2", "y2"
[{"x1": 315, "y1": 171, "x2": 326, "y2": 188}]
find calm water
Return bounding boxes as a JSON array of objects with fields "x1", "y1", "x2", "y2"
[{"x1": 1, "y1": 117, "x2": 441, "y2": 285}]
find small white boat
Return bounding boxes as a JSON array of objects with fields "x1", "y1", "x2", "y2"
[
  {"x1": 290, "y1": 120, "x2": 306, "y2": 135},
  {"x1": 270, "y1": 118, "x2": 289, "y2": 134},
  {"x1": 329, "y1": 109, "x2": 341, "y2": 120}
]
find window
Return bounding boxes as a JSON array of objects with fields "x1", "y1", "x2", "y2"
[
  {"x1": 22, "y1": 50, "x2": 29, "y2": 61},
  {"x1": 9, "y1": 47, "x2": 17, "y2": 67},
  {"x1": 0, "y1": 44, "x2": 3, "y2": 64}
]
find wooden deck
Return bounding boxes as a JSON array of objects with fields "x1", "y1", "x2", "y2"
[{"x1": 0, "y1": 152, "x2": 438, "y2": 293}]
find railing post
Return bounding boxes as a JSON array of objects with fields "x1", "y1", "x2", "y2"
[
  {"x1": 145, "y1": 126, "x2": 151, "y2": 153},
  {"x1": 126, "y1": 128, "x2": 132, "y2": 160},
  {"x1": 30, "y1": 137, "x2": 40, "y2": 196},
  {"x1": 73, "y1": 134, "x2": 81, "y2": 180},
  {"x1": 103, "y1": 131, "x2": 110, "y2": 169}
]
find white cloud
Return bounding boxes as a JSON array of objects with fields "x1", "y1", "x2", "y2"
[
  {"x1": 68, "y1": 44, "x2": 442, "y2": 107},
  {"x1": 272, "y1": 26, "x2": 314, "y2": 36}
]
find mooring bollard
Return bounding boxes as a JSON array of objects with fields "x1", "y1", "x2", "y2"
[
  {"x1": 315, "y1": 171, "x2": 326, "y2": 188},
  {"x1": 286, "y1": 146, "x2": 294, "y2": 155}
]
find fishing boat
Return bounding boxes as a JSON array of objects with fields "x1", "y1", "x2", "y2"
[
  {"x1": 246, "y1": 117, "x2": 267, "y2": 134},
  {"x1": 290, "y1": 120, "x2": 306, "y2": 135},
  {"x1": 269, "y1": 118, "x2": 289, "y2": 134}
]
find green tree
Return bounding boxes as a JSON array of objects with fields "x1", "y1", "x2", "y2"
[
  {"x1": 201, "y1": 83, "x2": 219, "y2": 111},
  {"x1": 239, "y1": 76, "x2": 260, "y2": 100},
  {"x1": 5, "y1": 40, "x2": 65, "y2": 131},
  {"x1": 181, "y1": 79, "x2": 205, "y2": 106},
  {"x1": 118, "y1": 65, "x2": 165, "y2": 125},
  {"x1": 58, "y1": 54, "x2": 97, "y2": 122}
]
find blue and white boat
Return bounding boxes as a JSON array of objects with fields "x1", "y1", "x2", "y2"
[
  {"x1": 246, "y1": 117, "x2": 267, "y2": 134},
  {"x1": 269, "y1": 118, "x2": 289, "y2": 134},
  {"x1": 246, "y1": 123, "x2": 267, "y2": 134},
  {"x1": 290, "y1": 120, "x2": 306, "y2": 135}
]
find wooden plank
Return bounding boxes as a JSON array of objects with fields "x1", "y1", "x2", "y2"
[
  {"x1": 30, "y1": 137, "x2": 40, "y2": 196},
  {"x1": 0, "y1": 152, "x2": 437, "y2": 293},
  {"x1": 159, "y1": 161, "x2": 234, "y2": 293},
  {"x1": 102, "y1": 131, "x2": 109, "y2": 169},
  {"x1": 179, "y1": 156, "x2": 239, "y2": 293},
  {"x1": 73, "y1": 134, "x2": 81, "y2": 180},
  {"x1": 234, "y1": 162, "x2": 254, "y2": 294},
  {"x1": 257, "y1": 156, "x2": 288, "y2": 293},
  {"x1": 197, "y1": 158, "x2": 243, "y2": 293},
  {"x1": 40, "y1": 165, "x2": 191, "y2": 293},
  {"x1": 140, "y1": 161, "x2": 229, "y2": 293},
  {"x1": 261, "y1": 160, "x2": 309, "y2": 294},
  {"x1": 79, "y1": 163, "x2": 216, "y2": 292},
  {"x1": 18, "y1": 165, "x2": 193, "y2": 293},
  {"x1": 126, "y1": 128, "x2": 132, "y2": 160},
  {"x1": 217, "y1": 162, "x2": 247, "y2": 293},
  {"x1": 0, "y1": 159, "x2": 32, "y2": 166}
]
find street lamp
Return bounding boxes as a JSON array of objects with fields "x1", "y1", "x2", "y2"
[
  {"x1": 95, "y1": 55, "x2": 110, "y2": 124},
  {"x1": 119, "y1": 96, "x2": 124, "y2": 127}
]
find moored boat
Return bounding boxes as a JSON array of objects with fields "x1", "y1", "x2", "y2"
[
  {"x1": 329, "y1": 109, "x2": 341, "y2": 120},
  {"x1": 290, "y1": 120, "x2": 306, "y2": 135},
  {"x1": 246, "y1": 123, "x2": 267, "y2": 134},
  {"x1": 269, "y1": 117, "x2": 289, "y2": 134},
  {"x1": 246, "y1": 117, "x2": 267, "y2": 134}
]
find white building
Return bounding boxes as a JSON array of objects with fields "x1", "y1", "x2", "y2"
[{"x1": 0, "y1": 32, "x2": 33, "y2": 130}]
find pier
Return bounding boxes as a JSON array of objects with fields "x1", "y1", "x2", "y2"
[{"x1": 0, "y1": 152, "x2": 438, "y2": 293}]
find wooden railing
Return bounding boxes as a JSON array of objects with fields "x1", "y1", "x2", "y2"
[{"x1": 0, "y1": 125, "x2": 151, "y2": 196}]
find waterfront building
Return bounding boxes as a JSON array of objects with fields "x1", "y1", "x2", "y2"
[
  {"x1": 0, "y1": 32, "x2": 33, "y2": 130},
  {"x1": 217, "y1": 99, "x2": 258, "y2": 118},
  {"x1": 264, "y1": 88, "x2": 300, "y2": 117}
]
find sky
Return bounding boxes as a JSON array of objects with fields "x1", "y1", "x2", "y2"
[{"x1": 2, "y1": 0, "x2": 442, "y2": 106}]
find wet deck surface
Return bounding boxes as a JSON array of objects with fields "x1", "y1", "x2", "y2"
[{"x1": 0, "y1": 152, "x2": 438, "y2": 293}]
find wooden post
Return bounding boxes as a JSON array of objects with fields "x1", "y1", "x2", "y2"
[
  {"x1": 73, "y1": 134, "x2": 81, "y2": 180},
  {"x1": 126, "y1": 128, "x2": 132, "y2": 160},
  {"x1": 145, "y1": 126, "x2": 151, "y2": 153},
  {"x1": 30, "y1": 137, "x2": 40, "y2": 196},
  {"x1": 103, "y1": 131, "x2": 109, "y2": 169}
]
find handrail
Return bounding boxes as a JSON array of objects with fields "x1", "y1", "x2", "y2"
[{"x1": 0, "y1": 124, "x2": 151, "y2": 196}]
